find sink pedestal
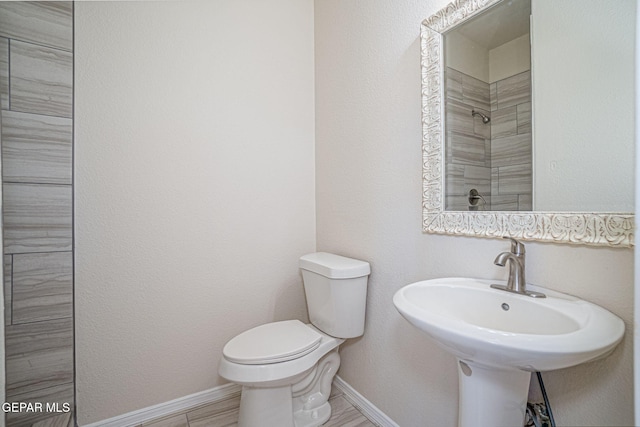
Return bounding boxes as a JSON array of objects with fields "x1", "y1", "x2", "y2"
[{"x1": 457, "y1": 360, "x2": 530, "y2": 427}]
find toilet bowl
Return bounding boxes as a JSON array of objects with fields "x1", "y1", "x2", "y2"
[
  {"x1": 218, "y1": 252, "x2": 370, "y2": 427},
  {"x1": 219, "y1": 321, "x2": 345, "y2": 427}
]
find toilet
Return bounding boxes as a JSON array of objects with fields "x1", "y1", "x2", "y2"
[{"x1": 218, "y1": 252, "x2": 371, "y2": 427}]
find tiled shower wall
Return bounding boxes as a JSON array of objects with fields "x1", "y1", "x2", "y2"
[
  {"x1": 445, "y1": 66, "x2": 532, "y2": 211},
  {"x1": 489, "y1": 70, "x2": 532, "y2": 210},
  {"x1": 445, "y1": 67, "x2": 492, "y2": 210},
  {"x1": 0, "y1": 2, "x2": 74, "y2": 426}
]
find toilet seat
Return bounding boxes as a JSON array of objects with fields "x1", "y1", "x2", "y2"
[{"x1": 223, "y1": 320, "x2": 322, "y2": 365}]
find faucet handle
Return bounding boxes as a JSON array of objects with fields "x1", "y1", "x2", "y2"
[{"x1": 503, "y1": 236, "x2": 525, "y2": 255}]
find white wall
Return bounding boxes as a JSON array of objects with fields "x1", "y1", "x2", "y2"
[
  {"x1": 635, "y1": 3, "x2": 640, "y2": 424},
  {"x1": 315, "y1": 0, "x2": 634, "y2": 426},
  {"x1": 532, "y1": 0, "x2": 635, "y2": 212},
  {"x1": 444, "y1": 31, "x2": 489, "y2": 82},
  {"x1": 74, "y1": 1, "x2": 315, "y2": 424},
  {"x1": 489, "y1": 33, "x2": 530, "y2": 83}
]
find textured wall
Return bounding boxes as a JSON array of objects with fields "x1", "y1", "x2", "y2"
[
  {"x1": 315, "y1": 0, "x2": 634, "y2": 426},
  {"x1": 74, "y1": 1, "x2": 315, "y2": 424},
  {"x1": 533, "y1": 0, "x2": 635, "y2": 212}
]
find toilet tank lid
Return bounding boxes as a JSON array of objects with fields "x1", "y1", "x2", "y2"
[{"x1": 299, "y1": 252, "x2": 370, "y2": 279}]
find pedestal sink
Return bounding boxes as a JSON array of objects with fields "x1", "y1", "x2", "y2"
[{"x1": 393, "y1": 278, "x2": 625, "y2": 427}]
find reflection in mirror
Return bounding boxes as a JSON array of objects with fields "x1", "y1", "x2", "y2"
[
  {"x1": 421, "y1": 0, "x2": 634, "y2": 247},
  {"x1": 444, "y1": 0, "x2": 532, "y2": 211}
]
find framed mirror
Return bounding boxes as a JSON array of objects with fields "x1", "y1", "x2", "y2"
[{"x1": 421, "y1": 0, "x2": 634, "y2": 247}]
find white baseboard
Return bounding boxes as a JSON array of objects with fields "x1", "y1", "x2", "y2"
[
  {"x1": 81, "y1": 376, "x2": 396, "y2": 427},
  {"x1": 333, "y1": 375, "x2": 400, "y2": 427},
  {"x1": 80, "y1": 382, "x2": 242, "y2": 427}
]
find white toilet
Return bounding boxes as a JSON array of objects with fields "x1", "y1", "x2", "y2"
[{"x1": 218, "y1": 252, "x2": 371, "y2": 427}]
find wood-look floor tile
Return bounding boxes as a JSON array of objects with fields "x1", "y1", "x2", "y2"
[
  {"x1": 186, "y1": 394, "x2": 241, "y2": 427},
  {"x1": 0, "y1": 2, "x2": 73, "y2": 51},
  {"x1": 2, "y1": 110, "x2": 73, "y2": 185},
  {"x1": 143, "y1": 414, "x2": 189, "y2": 427},
  {"x1": 12, "y1": 251, "x2": 73, "y2": 324},
  {"x1": 130, "y1": 385, "x2": 382, "y2": 427},
  {"x1": 188, "y1": 407, "x2": 239, "y2": 427},
  {"x1": 31, "y1": 411, "x2": 73, "y2": 427},
  {"x1": 9, "y1": 40, "x2": 72, "y2": 118},
  {"x1": 3, "y1": 183, "x2": 72, "y2": 254},
  {"x1": 323, "y1": 396, "x2": 377, "y2": 427}
]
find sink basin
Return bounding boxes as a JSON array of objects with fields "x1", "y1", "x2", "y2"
[
  {"x1": 393, "y1": 278, "x2": 625, "y2": 427},
  {"x1": 393, "y1": 277, "x2": 624, "y2": 371}
]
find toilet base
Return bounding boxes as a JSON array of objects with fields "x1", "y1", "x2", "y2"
[
  {"x1": 294, "y1": 401, "x2": 331, "y2": 427},
  {"x1": 236, "y1": 349, "x2": 340, "y2": 427},
  {"x1": 238, "y1": 385, "x2": 294, "y2": 427}
]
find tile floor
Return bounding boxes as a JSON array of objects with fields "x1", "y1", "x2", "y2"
[
  {"x1": 140, "y1": 386, "x2": 378, "y2": 427},
  {"x1": 29, "y1": 411, "x2": 74, "y2": 427}
]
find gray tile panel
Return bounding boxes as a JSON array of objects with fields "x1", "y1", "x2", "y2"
[
  {"x1": 489, "y1": 194, "x2": 519, "y2": 211},
  {"x1": 0, "y1": 37, "x2": 8, "y2": 110},
  {"x1": 497, "y1": 163, "x2": 533, "y2": 195},
  {"x1": 518, "y1": 193, "x2": 533, "y2": 211},
  {"x1": 448, "y1": 131, "x2": 487, "y2": 166},
  {"x1": 491, "y1": 133, "x2": 532, "y2": 168},
  {"x1": 4, "y1": 254, "x2": 11, "y2": 326},
  {"x1": 446, "y1": 98, "x2": 474, "y2": 135},
  {"x1": 492, "y1": 106, "x2": 517, "y2": 139},
  {"x1": 9, "y1": 40, "x2": 72, "y2": 118},
  {"x1": 463, "y1": 165, "x2": 491, "y2": 197},
  {"x1": 2, "y1": 110, "x2": 73, "y2": 184},
  {"x1": 496, "y1": 70, "x2": 531, "y2": 110},
  {"x1": 0, "y1": 2, "x2": 73, "y2": 51},
  {"x1": 1, "y1": 1, "x2": 75, "y2": 423},
  {"x1": 5, "y1": 318, "x2": 73, "y2": 396},
  {"x1": 12, "y1": 251, "x2": 73, "y2": 324},
  {"x1": 461, "y1": 73, "x2": 490, "y2": 111},
  {"x1": 5, "y1": 382, "x2": 74, "y2": 426},
  {"x1": 445, "y1": 67, "x2": 463, "y2": 101},
  {"x1": 3, "y1": 183, "x2": 72, "y2": 254},
  {"x1": 517, "y1": 101, "x2": 531, "y2": 134}
]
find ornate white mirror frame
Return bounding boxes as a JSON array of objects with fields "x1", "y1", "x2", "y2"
[{"x1": 421, "y1": 0, "x2": 634, "y2": 248}]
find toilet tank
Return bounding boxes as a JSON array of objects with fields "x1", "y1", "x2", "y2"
[{"x1": 299, "y1": 252, "x2": 370, "y2": 338}]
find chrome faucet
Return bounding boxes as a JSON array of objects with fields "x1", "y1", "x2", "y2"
[{"x1": 491, "y1": 237, "x2": 546, "y2": 298}]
